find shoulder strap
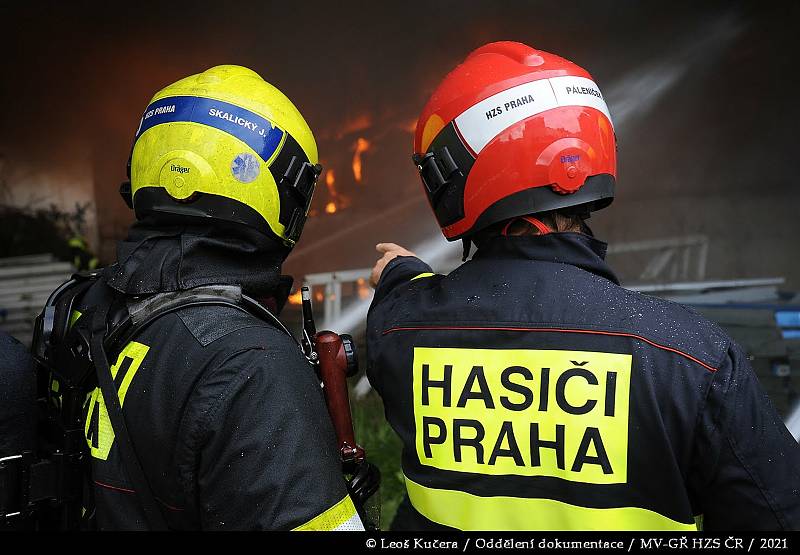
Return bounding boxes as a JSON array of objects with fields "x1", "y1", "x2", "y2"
[
  {"x1": 88, "y1": 285, "x2": 169, "y2": 531},
  {"x1": 106, "y1": 287, "x2": 296, "y2": 357}
]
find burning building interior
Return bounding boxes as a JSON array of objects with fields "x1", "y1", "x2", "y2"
[{"x1": 1, "y1": 1, "x2": 799, "y2": 528}]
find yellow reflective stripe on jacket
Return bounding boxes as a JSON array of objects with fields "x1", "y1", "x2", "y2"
[
  {"x1": 69, "y1": 310, "x2": 82, "y2": 328},
  {"x1": 404, "y1": 476, "x2": 697, "y2": 531},
  {"x1": 84, "y1": 341, "x2": 151, "y2": 460},
  {"x1": 292, "y1": 495, "x2": 363, "y2": 531},
  {"x1": 411, "y1": 272, "x2": 436, "y2": 281}
]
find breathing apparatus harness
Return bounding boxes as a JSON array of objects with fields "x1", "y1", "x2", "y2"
[{"x1": 0, "y1": 272, "x2": 379, "y2": 530}]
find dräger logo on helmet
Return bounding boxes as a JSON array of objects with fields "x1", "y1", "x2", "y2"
[
  {"x1": 412, "y1": 347, "x2": 631, "y2": 484},
  {"x1": 170, "y1": 164, "x2": 190, "y2": 174}
]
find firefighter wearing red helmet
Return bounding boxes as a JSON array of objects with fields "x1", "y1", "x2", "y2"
[{"x1": 366, "y1": 42, "x2": 800, "y2": 530}]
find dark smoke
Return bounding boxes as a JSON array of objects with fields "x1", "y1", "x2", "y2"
[{"x1": 0, "y1": 1, "x2": 797, "y2": 287}]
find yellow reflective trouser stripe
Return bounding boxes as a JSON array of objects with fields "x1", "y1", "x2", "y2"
[
  {"x1": 292, "y1": 495, "x2": 359, "y2": 531},
  {"x1": 404, "y1": 476, "x2": 697, "y2": 531},
  {"x1": 410, "y1": 272, "x2": 436, "y2": 281}
]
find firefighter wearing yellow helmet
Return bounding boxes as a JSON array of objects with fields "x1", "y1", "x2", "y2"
[
  {"x1": 124, "y1": 64, "x2": 320, "y2": 247},
  {"x1": 65, "y1": 66, "x2": 362, "y2": 530}
]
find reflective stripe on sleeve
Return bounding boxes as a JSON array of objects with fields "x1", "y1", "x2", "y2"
[
  {"x1": 292, "y1": 495, "x2": 364, "y2": 531},
  {"x1": 69, "y1": 310, "x2": 82, "y2": 328},
  {"x1": 410, "y1": 272, "x2": 436, "y2": 281}
]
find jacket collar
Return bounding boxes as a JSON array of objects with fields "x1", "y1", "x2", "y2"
[
  {"x1": 103, "y1": 218, "x2": 293, "y2": 312},
  {"x1": 471, "y1": 232, "x2": 620, "y2": 284}
]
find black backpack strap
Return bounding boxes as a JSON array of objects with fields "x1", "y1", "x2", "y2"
[
  {"x1": 88, "y1": 285, "x2": 168, "y2": 530},
  {"x1": 106, "y1": 287, "x2": 297, "y2": 357}
]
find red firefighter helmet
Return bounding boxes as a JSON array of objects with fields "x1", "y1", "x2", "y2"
[{"x1": 413, "y1": 41, "x2": 617, "y2": 241}]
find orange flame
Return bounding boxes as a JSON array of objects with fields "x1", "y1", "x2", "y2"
[
  {"x1": 336, "y1": 114, "x2": 372, "y2": 139},
  {"x1": 287, "y1": 289, "x2": 303, "y2": 305},
  {"x1": 324, "y1": 169, "x2": 339, "y2": 214},
  {"x1": 352, "y1": 137, "x2": 371, "y2": 183},
  {"x1": 356, "y1": 277, "x2": 371, "y2": 300}
]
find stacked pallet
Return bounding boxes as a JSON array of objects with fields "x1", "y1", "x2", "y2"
[{"x1": 0, "y1": 254, "x2": 74, "y2": 346}]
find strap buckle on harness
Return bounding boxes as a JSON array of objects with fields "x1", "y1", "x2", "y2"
[
  {"x1": 0, "y1": 454, "x2": 26, "y2": 519},
  {"x1": 0, "y1": 452, "x2": 65, "y2": 520}
]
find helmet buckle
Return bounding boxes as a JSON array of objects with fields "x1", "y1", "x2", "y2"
[
  {"x1": 119, "y1": 181, "x2": 133, "y2": 209},
  {"x1": 413, "y1": 149, "x2": 460, "y2": 197},
  {"x1": 285, "y1": 209, "x2": 305, "y2": 244},
  {"x1": 281, "y1": 161, "x2": 322, "y2": 244},
  {"x1": 282, "y1": 158, "x2": 320, "y2": 209}
]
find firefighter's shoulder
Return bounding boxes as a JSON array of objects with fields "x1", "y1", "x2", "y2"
[
  {"x1": 173, "y1": 303, "x2": 295, "y2": 351},
  {"x1": 607, "y1": 284, "x2": 732, "y2": 374},
  {"x1": 172, "y1": 303, "x2": 323, "y2": 439}
]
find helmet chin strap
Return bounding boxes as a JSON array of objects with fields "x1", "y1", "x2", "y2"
[
  {"x1": 461, "y1": 237, "x2": 472, "y2": 262},
  {"x1": 501, "y1": 215, "x2": 552, "y2": 236},
  {"x1": 464, "y1": 215, "x2": 554, "y2": 261}
]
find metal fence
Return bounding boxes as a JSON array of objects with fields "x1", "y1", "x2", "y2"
[
  {"x1": 0, "y1": 254, "x2": 74, "y2": 346},
  {"x1": 301, "y1": 235, "x2": 717, "y2": 331}
]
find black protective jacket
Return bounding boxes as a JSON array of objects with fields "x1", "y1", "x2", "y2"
[
  {"x1": 71, "y1": 220, "x2": 361, "y2": 530},
  {"x1": 367, "y1": 232, "x2": 800, "y2": 531},
  {"x1": 0, "y1": 331, "x2": 36, "y2": 458}
]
